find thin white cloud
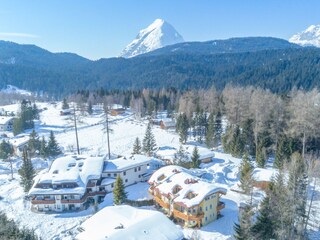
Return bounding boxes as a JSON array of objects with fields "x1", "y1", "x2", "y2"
[{"x1": 0, "y1": 32, "x2": 38, "y2": 38}]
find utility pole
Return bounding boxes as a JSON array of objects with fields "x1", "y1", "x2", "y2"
[
  {"x1": 106, "y1": 105, "x2": 111, "y2": 160},
  {"x1": 74, "y1": 106, "x2": 80, "y2": 155},
  {"x1": 9, "y1": 157, "x2": 14, "y2": 180}
]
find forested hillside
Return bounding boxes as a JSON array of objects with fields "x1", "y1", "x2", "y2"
[{"x1": 0, "y1": 38, "x2": 320, "y2": 96}]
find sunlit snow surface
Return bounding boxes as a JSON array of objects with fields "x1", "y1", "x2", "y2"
[{"x1": 0, "y1": 102, "x2": 318, "y2": 239}]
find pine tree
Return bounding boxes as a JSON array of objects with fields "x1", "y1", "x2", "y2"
[
  {"x1": 142, "y1": 123, "x2": 156, "y2": 157},
  {"x1": 174, "y1": 145, "x2": 189, "y2": 167},
  {"x1": 232, "y1": 125, "x2": 244, "y2": 158},
  {"x1": 13, "y1": 100, "x2": 36, "y2": 135},
  {"x1": 0, "y1": 140, "x2": 13, "y2": 160},
  {"x1": 213, "y1": 111, "x2": 223, "y2": 147},
  {"x1": 28, "y1": 130, "x2": 41, "y2": 157},
  {"x1": 62, "y1": 98, "x2": 69, "y2": 110},
  {"x1": 132, "y1": 137, "x2": 142, "y2": 155},
  {"x1": 234, "y1": 205, "x2": 254, "y2": 240},
  {"x1": 176, "y1": 113, "x2": 189, "y2": 144},
  {"x1": 274, "y1": 135, "x2": 292, "y2": 169},
  {"x1": 113, "y1": 175, "x2": 128, "y2": 205},
  {"x1": 13, "y1": 117, "x2": 23, "y2": 136},
  {"x1": 256, "y1": 144, "x2": 266, "y2": 168},
  {"x1": 87, "y1": 101, "x2": 93, "y2": 115},
  {"x1": 40, "y1": 136, "x2": 47, "y2": 158},
  {"x1": 241, "y1": 118, "x2": 255, "y2": 155},
  {"x1": 239, "y1": 153, "x2": 254, "y2": 194},
  {"x1": 251, "y1": 196, "x2": 276, "y2": 240},
  {"x1": 46, "y1": 131, "x2": 62, "y2": 157},
  {"x1": 18, "y1": 148, "x2": 35, "y2": 193},
  {"x1": 191, "y1": 146, "x2": 200, "y2": 168},
  {"x1": 205, "y1": 113, "x2": 215, "y2": 148}
]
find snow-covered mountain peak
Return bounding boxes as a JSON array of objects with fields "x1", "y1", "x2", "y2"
[
  {"x1": 119, "y1": 18, "x2": 184, "y2": 58},
  {"x1": 289, "y1": 24, "x2": 320, "y2": 47}
]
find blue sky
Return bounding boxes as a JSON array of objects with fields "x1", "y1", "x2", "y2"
[{"x1": 0, "y1": 0, "x2": 319, "y2": 59}]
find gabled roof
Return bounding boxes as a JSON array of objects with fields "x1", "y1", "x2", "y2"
[
  {"x1": 103, "y1": 154, "x2": 151, "y2": 172},
  {"x1": 149, "y1": 165, "x2": 227, "y2": 208},
  {"x1": 77, "y1": 205, "x2": 184, "y2": 240},
  {"x1": 0, "y1": 116, "x2": 14, "y2": 125}
]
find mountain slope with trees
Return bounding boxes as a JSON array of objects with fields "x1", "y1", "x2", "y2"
[{"x1": 0, "y1": 38, "x2": 320, "y2": 95}]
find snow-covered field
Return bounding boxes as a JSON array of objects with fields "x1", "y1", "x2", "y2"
[{"x1": 0, "y1": 101, "x2": 319, "y2": 240}]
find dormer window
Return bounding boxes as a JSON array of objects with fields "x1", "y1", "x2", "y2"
[
  {"x1": 157, "y1": 174, "x2": 166, "y2": 181},
  {"x1": 172, "y1": 185, "x2": 182, "y2": 194},
  {"x1": 185, "y1": 191, "x2": 197, "y2": 199},
  {"x1": 78, "y1": 162, "x2": 84, "y2": 167},
  {"x1": 68, "y1": 163, "x2": 76, "y2": 167},
  {"x1": 53, "y1": 170, "x2": 59, "y2": 174}
]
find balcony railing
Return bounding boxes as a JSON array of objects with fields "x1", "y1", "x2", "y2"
[
  {"x1": 154, "y1": 195, "x2": 170, "y2": 209},
  {"x1": 172, "y1": 209, "x2": 204, "y2": 221},
  {"x1": 31, "y1": 198, "x2": 55, "y2": 204},
  {"x1": 217, "y1": 201, "x2": 225, "y2": 211}
]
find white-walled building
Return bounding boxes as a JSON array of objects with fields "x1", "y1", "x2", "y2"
[
  {"x1": 0, "y1": 116, "x2": 14, "y2": 131},
  {"x1": 76, "y1": 205, "x2": 184, "y2": 240},
  {"x1": 101, "y1": 154, "x2": 160, "y2": 189},
  {"x1": 29, "y1": 155, "x2": 105, "y2": 212}
]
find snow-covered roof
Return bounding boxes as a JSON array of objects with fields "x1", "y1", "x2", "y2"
[
  {"x1": 103, "y1": 154, "x2": 151, "y2": 172},
  {"x1": 155, "y1": 145, "x2": 214, "y2": 162},
  {"x1": 77, "y1": 205, "x2": 184, "y2": 240},
  {"x1": 101, "y1": 178, "x2": 116, "y2": 186},
  {"x1": 29, "y1": 155, "x2": 104, "y2": 196},
  {"x1": 9, "y1": 135, "x2": 29, "y2": 147},
  {"x1": 185, "y1": 146, "x2": 215, "y2": 160},
  {"x1": 149, "y1": 165, "x2": 227, "y2": 208},
  {"x1": 156, "y1": 146, "x2": 177, "y2": 161},
  {"x1": 0, "y1": 116, "x2": 14, "y2": 125},
  {"x1": 160, "y1": 119, "x2": 176, "y2": 127},
  {"x1": 252, "y1": 168, "x2": 278, "y2": 182}
]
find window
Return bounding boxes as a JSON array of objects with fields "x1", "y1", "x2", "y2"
[
  {"x1": 107, "y1": 173, "x2": 111, "y2": 177},
  {"x1": 205, "y1": 217, "x2": 207, "y2": 221},
  {"x1": 138, "y1": 166, "x2": 141, "y2": 171},
  {"x1": 138, "y1": 175, "x2": 141, "y2": 178},
  {"x1": 205, "y1": 206, "x2": 208, "y2": 211},
  {"x1": 123, "y1": 171, "x2": 126, "y2": 176},
  {"x1": 111, "y1": 183, "x2": 114, "y2": 188},
  {"x1": 134, "y1": 168, "x2": 137, "y2": 172},
  {"x1": 210, "y1": 204, "x2": 212, "y2": 209},
  {"x1": 114, "y1": 173, "x2": 117, "y2": 177},
  {"x1": 125, "y1": 179, "x2": 128, "y2": 183},
  {"x1": 200, "y1": 207, "x2": 202, "y2": 212}
]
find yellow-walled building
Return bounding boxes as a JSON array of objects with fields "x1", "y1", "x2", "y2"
[{"x1": 148, "y1": 165, "x2": 227, "y2": 228}]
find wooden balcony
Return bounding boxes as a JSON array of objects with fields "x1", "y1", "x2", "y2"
[
  {"x1": 61, "y1": 191, "x2": 107, "y2": 204},
  {"x1": 154, "y1": 195, "x2": 170, "y2": 209},
  {"x1": 172, "y1": 209, "x2": 204, "y2": 222},
  {"x1": 31, "y1": 198, "x2": 55, "y2": 204},
  {"x1": 217, "y1": 201, "x2": 225, "y2": 211},
  {"x1": 86, "y1": 183, "x2": 96, "y2": 188}
]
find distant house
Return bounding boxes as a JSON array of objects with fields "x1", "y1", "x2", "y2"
[
  {"x1": 60, "y1": 109, "x2": 72, "y2": 116},
  {"x1": 110, "y1": 108, "x2": 125, "y2": 116},
  {"x1": 148, "y1": 165, "x2": 227, "y2": 228},
  {"x1": 9, "y1": 135, "x2": 29, "y2": 156},
  {"x1": 156, "y1": 145, "x2": 215, "y2": 165},
  {"x1": 160, "y1": 119, "x2": 176, "y2": 130},
  {"x1": 252, "y1": 168, "x2": 278, "y2": 190},
  {"x1": 186, "y1": 146, "x2": 215, "y2": 164},
  {"x1": 0, "y1": 116, "x2": 14, "y2": 131},
  {"x1": 77, "y1": 205, "x2": 184, "y2": 240}
]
